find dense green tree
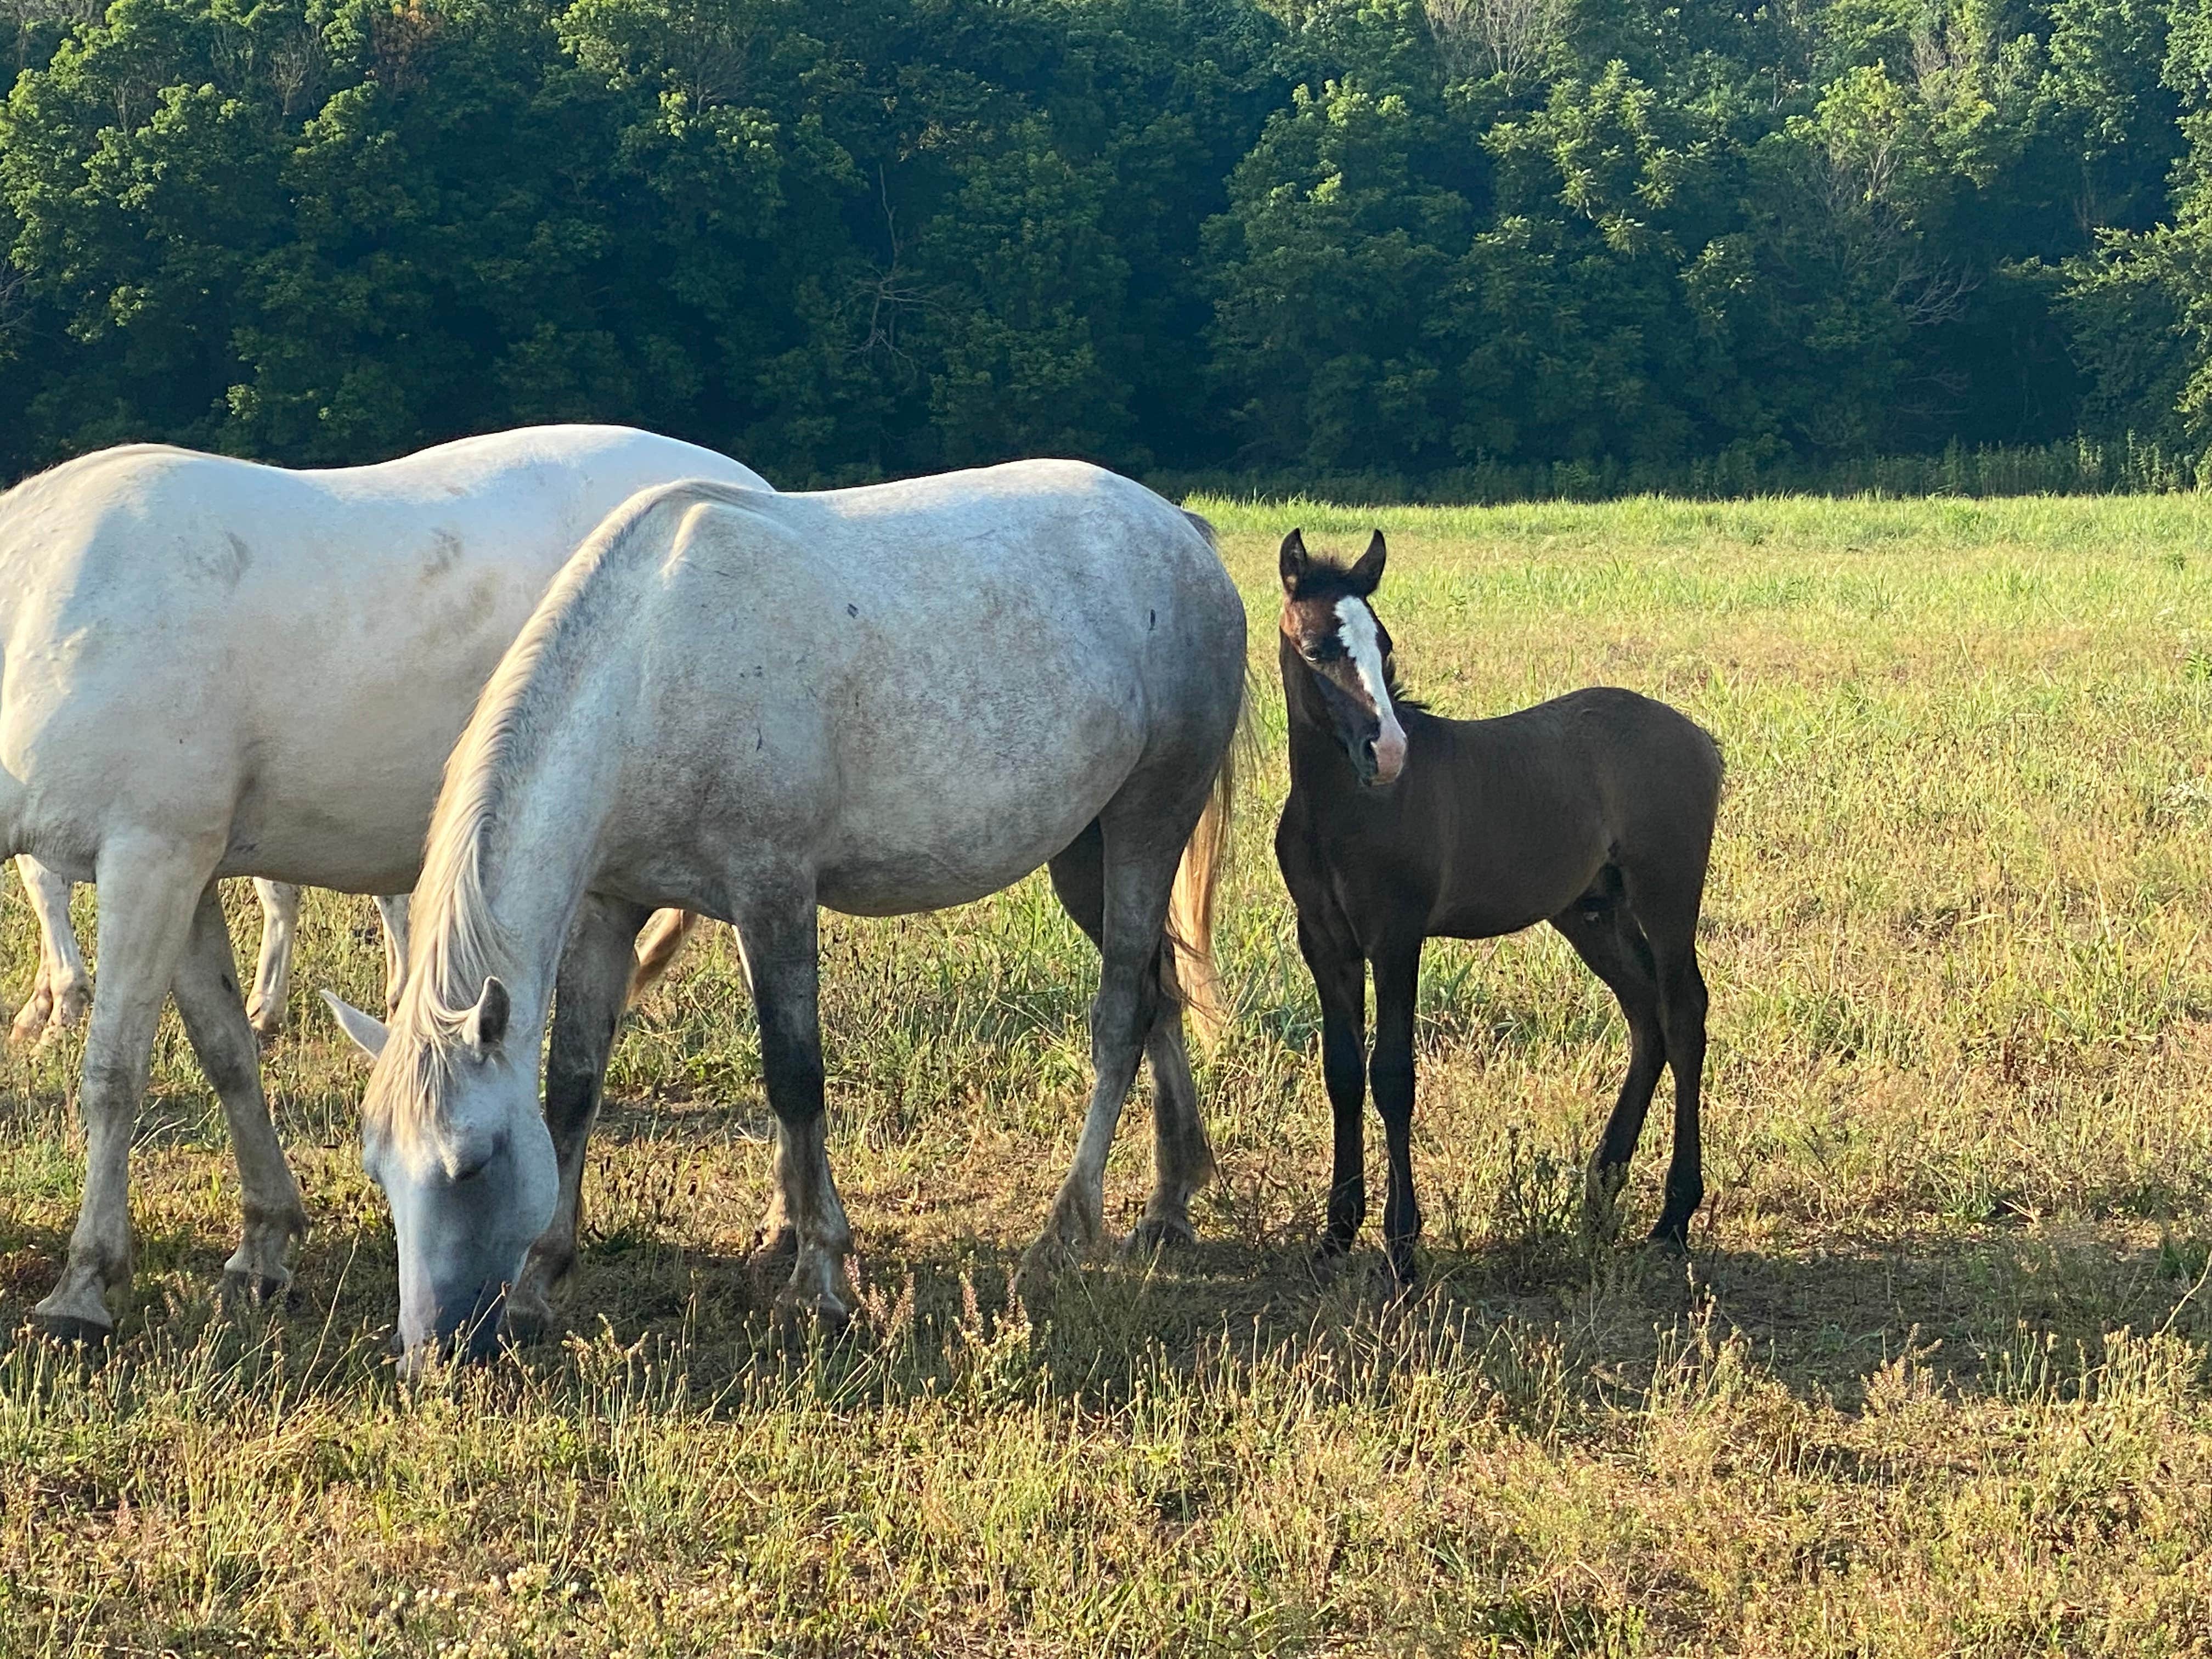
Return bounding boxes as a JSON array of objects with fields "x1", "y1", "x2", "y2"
[{"x1": 0, "y1": 0, "x2": 2206, "y2": 487}]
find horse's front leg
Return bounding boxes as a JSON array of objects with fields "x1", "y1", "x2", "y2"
[
  {"x1": 32, "y1": 836, "x2": 216, "y2": 1342},
  {"x1": 507, "y1": 894, "x2": 652, "y2": 1344},
  {"x1": 1297, "y1": 915, "x2": 1370, "y2": 1259},
  {"x1": 1369, "y1": 938, "x2": 1424, "y2": 1290},
  {"x1": 739, "y1": 886, "x2": 849, "y2": 1324},
  {"x1": 12, "y1": 855, "x2": 89, "y2": 1046}
]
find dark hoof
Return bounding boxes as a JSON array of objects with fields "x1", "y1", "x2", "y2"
[
  {"x1": 748, "y1": 1226, "x2": 799, "y2": 1275},
  {"x1": 1124, "y1": 1215, "x2": 1198, "y2": 1256},
  {"x1": 1385, "y1": 1250, "x2": 1420, "y2": 1295},
  {"x1": 501, "y1": 1309, "x2": 556, "y2": 1348},
  {"x1": 30, "y1": 1312, "x2": 114, "y2": 1348},
  {"x1": 222, "y1": 1271, "x2": 295, "y2": 1310},
  {"x1": 1646, "y1": 1216, "x2": 1693, "y2": 1253}
]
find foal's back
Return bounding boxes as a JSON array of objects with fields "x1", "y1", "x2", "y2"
[{"x1": 1408, "y1": 687, "x2": 1723, "y2": 940}]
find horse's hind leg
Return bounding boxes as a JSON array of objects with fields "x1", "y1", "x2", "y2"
[
  {"x1": 32, "y1": 837, "x2": 217, "y2": 1341},
  {"x1": 374, "y1": 894, "x2": 410, "y2": 1018},
  {"x1": 509, "y1": 893, "x2": 652, "y2": 1343},
  {"x1": 1550, "y1": 897, "x2": 1666, "y2": 1241},
  {"x1": 1621, "y1": 870, "x2": 1710, "y2": 1247},
  {"x1": 171, "y1": 884, "x2": 308, "y2": 1302},
  {"x1": 1047, "y1": 821, "x2": 1216, "y2": 1255},
  {"x1": 12, "y1": 855, "x2": 90, "y2": 1046},
  {"x1": 737, "y1": 881, "x2": 851, "y2": 1323},
  {"x1": 626, "y1": 909, "x2": 699, "y2": 1006},
  {"x1": 245, "y1": 879, "x2": 301, "y2": 1038},
  {"x1": 1027, "y1": 782, "x2": 1211, "y2": 1279}
]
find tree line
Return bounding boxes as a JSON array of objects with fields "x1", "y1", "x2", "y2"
[{"x1": 3, "y1": 0, "x2": 2211, "y2": 493}]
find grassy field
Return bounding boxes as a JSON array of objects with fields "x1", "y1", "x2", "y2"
[{"x1": 5, "y1": 493, "x2": 2212, "y2": 1655}]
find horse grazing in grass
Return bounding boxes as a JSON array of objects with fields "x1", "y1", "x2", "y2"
[
  {"x1": 1272, "y1": 529, "x2": 1722, "y2": 1284},
  {"x1": 9, "y1": 857, "x2": 412, "y2": 1044},
  {"x1": 321, "y1": 463, "x2": 1247, "y2": 1372},
  {"x1": 0, "y1": 425, "x2": 766, "y2": 1344}
]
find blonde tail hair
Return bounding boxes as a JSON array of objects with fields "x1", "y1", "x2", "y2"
[{"x1": 1165, "y1": 679, "x2": 1255, "y2": 1048}]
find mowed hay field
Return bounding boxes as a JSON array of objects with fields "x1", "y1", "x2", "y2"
[{"x1": 5, "y1": 494, "x2": 2212, "y2": 1656}]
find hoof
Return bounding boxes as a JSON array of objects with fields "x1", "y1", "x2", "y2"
[
  {"x1": 502, "y1": 1304, "x2": 556, "y2": 1347},
  {"x1": 30, "y1": 1311, "x2": 113, "y2": 1348},
  {"x1": 221, "y1": 1271, "x2": 295, "y2": 1310},
  {"x1": 1646, "y1": 1216, "x2": 1692, "y2": 1253},
  {"x1": 1124, "y1": 1213, "x2": 1198, "y2": 1256},
  {"x1": 748, "y1": 1225, "x2": 798, "y2": 1276},
  {"x1": 772, "y1": 1289, "x2": 851, "y2": 1331}
]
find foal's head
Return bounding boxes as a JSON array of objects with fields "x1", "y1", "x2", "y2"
[{"x1": 1278, "y1": 528, "x2": 1408, "y2": 786}]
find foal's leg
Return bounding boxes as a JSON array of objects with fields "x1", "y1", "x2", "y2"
[
  {"x1": 1297, "y1": 915, "x2": 1370, "y2": 1257},
  {"x1": 740, "y1": 883, "x2": 851, "y2": 1322},
  {"x1": 1046, "y1": 821, "x2": 1215, "y2": 1254},
  {"x1": 32, "y1": 837, "x2": 216, "y2": 1341},
  {"x1": 245, "y1": 879, "x2": 301, "y2": 1037},
  {"x1": 508, "y1": 893, "x2": 652, "y2": 1341},
  {"x1": 1369, "y1": 938, "x2": 1424, "y2": 1289},
  {"x1": 373, "y1": 894, "x2": 410, "y2": 1019},
  {"x1": 171, "y1": 884, "x2": 308, "y2": 1301},
  {"x1": 1550, "y1": 901, "x2": 1666, "y2": 1239},
  {"x1": 1624, "y1": 876, "x2": 1710, "y2": 1246},
  {"x1": 12, "y1": 855, "x2": 89, "y2": 1045},
  {"x1": 1026, "y1": 799, "x2": 1203, "y2": 1276}
]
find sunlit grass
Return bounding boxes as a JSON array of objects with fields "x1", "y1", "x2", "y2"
[{"x1": 5, "y1": 492, "x2": 2212, "y2": 1652}]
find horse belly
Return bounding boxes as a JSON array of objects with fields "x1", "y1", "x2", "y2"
[{"x1": 816, "y1": 723, "x2": 1142, "y2": 917}]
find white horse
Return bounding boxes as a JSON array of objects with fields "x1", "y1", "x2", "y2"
[
  {"x1": 10, "y1": 857, "x2": 410, "y2": 1043},
  {"x1": 0, "y1": 425, "x2": 769, "y2": 1343},
  {"x1": 323, "y1": 464, "x2": 1245, "y2": 1368}
]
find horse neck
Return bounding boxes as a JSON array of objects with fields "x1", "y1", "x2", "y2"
[
  {"x1": 1279, "y1": 634, "x2": 1359, "y2": 789},
  {"x1": 410, "y1": 645, "x2": 637, "y2": 1037}
]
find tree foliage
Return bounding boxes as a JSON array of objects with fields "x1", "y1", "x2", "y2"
[{"x1": 0, "y1": 0, "x2": 2202, "y2": 484}]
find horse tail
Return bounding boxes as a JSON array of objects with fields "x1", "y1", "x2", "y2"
[
  {"x1": 1165, "y1": 672, "x2": 1256, "y2": 1048},
  {"x1": 625, "y1": 908, "x2": 701, "y2": 1007}
]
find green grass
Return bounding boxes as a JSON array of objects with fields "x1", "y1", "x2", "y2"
[{"x1": 7, "y1": 492, "x2": 2212, "y2": 1654}]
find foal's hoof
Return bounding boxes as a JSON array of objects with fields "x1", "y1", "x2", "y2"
[
  {"x1": 1646, "y1": 1215, "x2": 1694, "y2": 1254},
  {"x1": 1124, "y1": 1214, "x2": 1198, "y2": 1256},
  {"x1": 29, "y1": 1311, "x2": 113, "y2": 1349}
]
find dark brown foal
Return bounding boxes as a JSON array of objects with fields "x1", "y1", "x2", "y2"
[{"x1": 1272, "y1": 529, "x2": 1723, "y2": 1284}]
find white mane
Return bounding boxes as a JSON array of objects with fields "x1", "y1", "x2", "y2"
[{"x1": 373, "y1": 477, "x2": 769, "y2": 1138}]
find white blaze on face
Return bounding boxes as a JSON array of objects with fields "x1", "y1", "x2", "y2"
[{"x1": 1334, "y1": 596, "x2": 1407, "y2": 783}]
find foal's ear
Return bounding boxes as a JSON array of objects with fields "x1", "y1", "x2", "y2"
[
  {"x1": 1349, "y1": 530, "x2": 1387, "y2": 594},
  {"x1": 1278, "y1": 528, "x2": 1310, "y2": 593},
  {"x1": 463, "y1": 977, "x2": 510, "y2": 1054}
]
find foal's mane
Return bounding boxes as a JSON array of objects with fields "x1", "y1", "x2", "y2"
[{"x1": 370, "y1": 476, "x2": 771, "y2": 1141}]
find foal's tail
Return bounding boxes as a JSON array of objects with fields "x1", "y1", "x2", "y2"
[{"x1": 1165, "y1": 675, "x2": 1255, "y2": 1049}]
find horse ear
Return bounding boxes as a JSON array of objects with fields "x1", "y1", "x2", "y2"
[
  {"x1": 1350, "y1": 530, "x2": 1386, "y2": 594},
  {"x1": 1279, "y1": 528, "x2": 1310, "y2": 593},
  {"x1": 464, "y1": 977, "x2": 510, "y2": 1053},
  {"x1": 319, "y1": 990, "x2": 389, "y2": 1062}
]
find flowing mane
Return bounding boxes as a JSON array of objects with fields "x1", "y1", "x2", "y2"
[{"x1": 369, "y1": 476, "x2": 770, "y2": 1139}]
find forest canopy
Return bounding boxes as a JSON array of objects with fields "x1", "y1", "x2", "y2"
[{"x1": 2, "y1": 0, "x2": 2210, "y2": 490}]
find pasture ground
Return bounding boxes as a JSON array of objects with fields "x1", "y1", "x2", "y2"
[{"x1": 4, "y1": 494, "x2": 2212, "y2": 1655}]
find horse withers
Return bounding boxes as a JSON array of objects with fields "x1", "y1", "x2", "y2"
[
  {"x1": 321, "y1": 463, "x2": 1246, "y2": 1372},
  {"x1": 1272, "y1": 529, "x2": 1722, "y2": 1285}
]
